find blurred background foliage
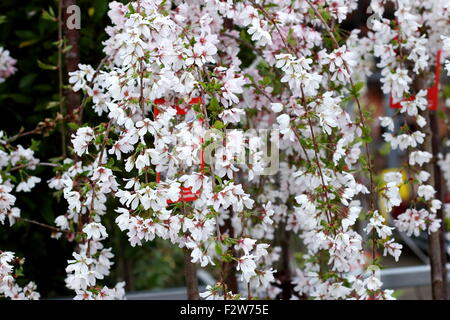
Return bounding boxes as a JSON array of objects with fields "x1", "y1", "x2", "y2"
[{"x1": 0, "y1": 0, "x2": 185, "y2": 297}]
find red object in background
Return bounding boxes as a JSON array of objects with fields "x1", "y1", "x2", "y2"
[
  {"x1": 153, "y1": 97, "x2": 205, "y2": 204},
  {"x1": 390, "y1": 50, "x2": 442, "y2": 110},
  {"x1": 154, "y1": 97, "x2": 203, "y2": 116},
  {"x1": 428, "y1": 50, "x2": 442, "y2": 111},
  {"x1": 391, "y1": 201, "x2": 408, "y2": 220},
  {"x1": 444, "y1": 192, "x2": 450, "y2": 204},
  {"x1": 389, "y1": 95, "x2": 415, "y2": 109}
]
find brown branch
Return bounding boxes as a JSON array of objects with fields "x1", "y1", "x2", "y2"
[
  {"x1": 16, "y1": 217, "x2": 65, "y2": 233},
  {"x1": 10, "y1": 162, "x2": 58, "y2": 172}
]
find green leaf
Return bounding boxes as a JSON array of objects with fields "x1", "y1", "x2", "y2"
[
  {"x1": 30, "y1": 139, "x2": 41, "y2": 152},
  {"x1": 128, "y1": 3, "x2": 136, "y2": 14},
  {"x1": 0, "y1": 93, "x2": 32, "y2": 104},
  {"x1": 221, "y1": 253, "x2": 233, "y2": 263},
  {"x1": 286, "y1": 28, "x2": 296, "y2": 47},
  {"x1": 215, "y1": 242, "x2": 223, "y2": 256},
  {"x1": 14, "y1": 268, "x2": 24, "y2": 278},
  {"x1": 45, "y1": 101, "x2": 60, "y2": 109},
  {"x1": 107, "y1": 157, "x2": 115, "y2": 168},
  {"x1": 19, "y1": 73, "x2": 37, "y2": 89},
  {"x1": 208, "y1": 96, "x2": 219, "y2": 110},
  {"x1": 37, "y1": 59, "x2": 57, "y2": 70},
  {"x1": 353, "y1": 81, "x2": 365, "y2": 93},
  {"x1": 41, "y1": 8, "x2": 57, "y2": 22},
  {"x1": 19, "y1": 39, "x2": 39, "y2": 48},
  {"x1": 213, "y1": 120, "x2": 224, "y2": 129},
  {"x1": 67, "y1": 122, "x2": 79, "y2": 130},
  {"x1": 15, "y1": 30, "x2": 36, "y2": 39},
  {"x1": 62, "y1": 45, "x2": 73, "y2": 54},
  {"x1": 215, "y1": 175, "x2": 223, "y2": 186},
  {"x1": 378, "y1": 142, "x2": 391, "y2": 156}
]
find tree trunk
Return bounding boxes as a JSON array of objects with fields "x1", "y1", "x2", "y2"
[
  {"x1": 62, "y1": 0, "x2": 81, "y2": 123},
  {"x1": 424, "y1": 109, "x2": 447, "y2": 300},
  {"x1": 427, "y1": 110, "x2": 448, "y2": 299},
  {"x1": 184, "y1": 249, "x2": 199, "y2": 300},
  {"x1": 277, "y1": 225, "x2": 292, "y2": 300},
  {"x1": 220, "y1": 215, "x2": 239, "y2": 294}
]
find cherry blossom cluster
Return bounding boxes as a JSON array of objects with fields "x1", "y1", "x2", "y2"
[
  {"x1": 48, "y1": 149, "x2": 125, "y2": 299},
  {"x1": 0, "y1": 251, "x2": 39, "y2": 300},
  {"x1": 0, "y1": 130, "x2": 41, "y2": 300},
  {"x1": 367, "y1": 0, "x2": 447, "y2": 239},
  {"x1": 0, "y1": 47, "x2": 17, "y2": 83},
  {"x1": 229, "y1": 0, "x2": 402, "y2": 299},
  {"x1": 0, "y1": 133, "x2": 41, "y2": 224},
  {"x1": 2, "y1": 0, "x2": 450, "y2": 301},
  {"x1": 61, "y1": 0, "x2": 278, "y2": 299},
  {"x1": 63, "y1": 0, "x2": 446, "y2": 300}
]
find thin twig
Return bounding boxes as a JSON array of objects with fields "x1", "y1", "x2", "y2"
[{"x1": 16, "y1": 217, "x2": 66, "y2": 233}]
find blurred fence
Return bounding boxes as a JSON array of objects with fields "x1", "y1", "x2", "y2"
[{"x1": 122, "y1": 265, "x2": 450, "y2": 299}]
